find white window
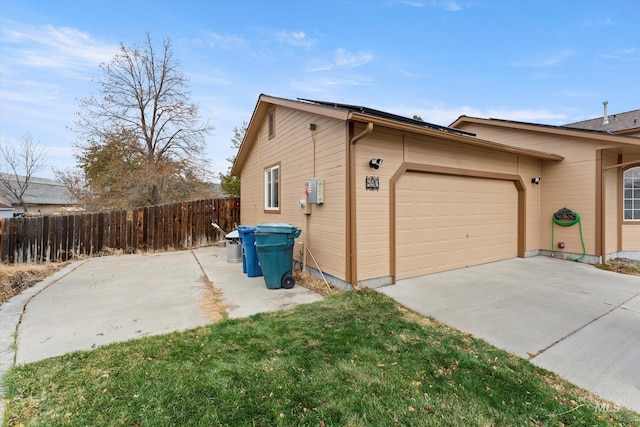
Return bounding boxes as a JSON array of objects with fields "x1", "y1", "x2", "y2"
[
  {"x1": 624, "y1": 166, "x2": 640, "y2": 221},
  {"x1": 264, "y1": 164, "x2": 280, "y2": 211}
]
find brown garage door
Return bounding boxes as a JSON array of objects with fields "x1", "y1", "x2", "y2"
[{"x1": 396, "y1": 172, "x2": 518, "y2": 280}]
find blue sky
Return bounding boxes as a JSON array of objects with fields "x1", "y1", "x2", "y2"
[{"x1": 1, "y1": 0, "x2": 639, "y2": 179}]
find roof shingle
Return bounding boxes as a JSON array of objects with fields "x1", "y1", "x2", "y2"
[{"x1": 564, "y1": 109, "x2": 640, "y2": 133}]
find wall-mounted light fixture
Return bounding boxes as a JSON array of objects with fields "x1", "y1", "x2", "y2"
[
  {"x1": 369, "y1": 158, "x2": 383, "y2": 169},
  {"x1": 309, "y1": 123, "x2": 316, "y2": 131},
  {"x1": 531, "y1": 177, "x2": 541, "y2": 185}
]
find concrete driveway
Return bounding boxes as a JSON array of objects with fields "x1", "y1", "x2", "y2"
[
  {"x1": 0, "y1": 246, "x2": 321, "y2": 377},
  {"x1": 378, "y1": 256, "x2": 640, "y2": 413}
]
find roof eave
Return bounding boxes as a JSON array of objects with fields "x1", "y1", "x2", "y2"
[
  {"x1": 231, "y1": 95, "x2": 351, "y2": 176},
  {"x1": 451, "y1": 116, "x2": 640, "y2": 146},
  {"x1": 350, "y1": 113, "x2": 563, "y2": 161}
]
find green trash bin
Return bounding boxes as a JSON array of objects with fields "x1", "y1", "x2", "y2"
[{"x1": 255, "y1": 223, "x2": 302, "y2": 289}]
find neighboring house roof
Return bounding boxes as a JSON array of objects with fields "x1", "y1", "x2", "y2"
[
  {"x1": 449, "y1": 116, "x2": 640, "y2": 147},
  {"x1": 232, "y1": 95, "x2": 563, "y2": 176},
  {"x1": 564, "y1": 109, "x2": 640, "y2": 134},
  {"x1": 0, "y1": 173, "x2": 75, "y2": 206}
]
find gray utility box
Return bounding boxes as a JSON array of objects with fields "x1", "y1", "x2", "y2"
[{"x1": 307, "y1": 177, "x2": 324, "y2": 204}]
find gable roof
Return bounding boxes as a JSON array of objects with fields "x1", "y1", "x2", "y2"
[
  {"x1": 564, "y1": 109, "x2": 640, "y2": 134},
  {"x1": 298, "y1": 98, "x2": 476, "y2": 137},
  {"x1": 231, "y1": 95, "x2": 563, "y2": 176},
  {"x1": 0, "y1": 174, "x2": 75, "y2": 206},
  {"x1": 449, "y1": 115, "x2": 640, "y2": 146}
]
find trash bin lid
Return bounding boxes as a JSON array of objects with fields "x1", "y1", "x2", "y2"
[
  {"x1": 226, "y1": 229, "x2": 239, "y2": 239},
  {"x1": 237, "y1": 225, "x2": 256, "y2": 234},
  {"x1": 256, "y1": 223, "x2": 300, "y2": 234}
]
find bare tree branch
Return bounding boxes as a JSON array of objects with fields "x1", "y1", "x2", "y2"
[
  {"x1": 73, "y1": 33, "x2": 213, "y2": 207},
  {"x1": 0, "y1": 133, "x2": 49, "y2": 213}
]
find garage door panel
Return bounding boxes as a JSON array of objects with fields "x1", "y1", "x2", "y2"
[{"x1": 396, "y1": 173, "x2": 518, "y2": 279}]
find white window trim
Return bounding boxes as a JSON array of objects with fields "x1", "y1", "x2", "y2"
[
  {"x1": 264, "y1": 164, "x2": 280, "y2": 212},
  {"x1": 623, "y1": 166, "x2": 640, "y2": 221}
]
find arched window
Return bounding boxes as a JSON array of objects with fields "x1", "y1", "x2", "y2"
[{"x1": 623, "y1": 166, "x2": 640, "y2": 221}]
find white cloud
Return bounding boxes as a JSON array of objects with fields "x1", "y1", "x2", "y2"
[
  {"x1": 198, "y1": 31, "x2": 244, "y2": 49},
  {"x1": 602, "y1": 47, "x2": 638, "y2": 60},
  {"x1": 1, "y1": 22, "x2": 118, "y2": 77},
  {"x1": 290, "y1": 75, "x2": 373, "y2": 93},
  {"x1": 309, "y1": 48, "x2": 374, "y2": 71},
  {"x1": 583, "y1": 18, "x2": 614, "y2": 27},
  {"x1": 393, "y1": 0, "x2": 468, "y2": 10},
  {"x1": 510, "y1": 51, "x2": 573, "y2": 68},
  {"x1": 442, "y1": 1, "x2": 462, "y2": 12},
  {"x1": 334, "y1": 48, "x2": 373, "y2": 68},
  {"x1": 186, "y1": 70, "x2": 232, "y2": 86},
  {"x1": 393, "y1": 0, "x2": 426, "y2": 6},
  {"x1": 275, "y1": 30, "x2": 316, "y2": 48}
]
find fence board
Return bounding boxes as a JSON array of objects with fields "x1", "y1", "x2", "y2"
[{"x1": 0, "y1": 198, "x2": 239, "y2": 264}]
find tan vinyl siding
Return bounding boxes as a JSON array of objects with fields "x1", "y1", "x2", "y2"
[
  {"x1": 603, "y1": 151, "x2": 619, "y2": 255},
  {"x1": 354, "y1": 124, "x2": 531, "y2": 281},
  {"x1": 405, "y1": 135, "x2": 520, "y2": 175},
  {"x1": 622, "y1": 224, "x2": 640, "y2": 251},
  {"x1": 519, "y1": 158, "x2": 542, "y2": 251},
  {"x1": 241, "y1": 105, "x2": 348, "y2": 281},
  {"x1": 458, "y1": 123, "x2": 599, "y2": 256},
  {"x1": 239, "y1": 132, "x2": 262, "y2": 226},
  {"x1": 354, "y1": 127, "x2": 403, "y2": 281}
]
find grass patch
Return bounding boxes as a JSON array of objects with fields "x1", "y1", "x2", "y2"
[{"x1": 3, "y1": 291, "x2": 638, "y2": 426}]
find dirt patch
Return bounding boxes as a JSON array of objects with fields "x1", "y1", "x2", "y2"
[
  {"x1": 294, "y1": 269, "x2": 341, "y2": 297},
  {"x1": 200, "y1": 276, "x2": 227, "y2": 322},
  {"x1": 0, "y1": 263, "x2": 66, "y2": 304},
  {"x1": 595, "y1": 258, "x2": 640, "y2": 276}
]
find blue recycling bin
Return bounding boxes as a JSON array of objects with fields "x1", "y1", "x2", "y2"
[
  {"x1": 237, "y1": 226, "x2": 262, "y2": 277},
  {"x1": 255, "y1": 223, "x2": 301, "y2": 289}
]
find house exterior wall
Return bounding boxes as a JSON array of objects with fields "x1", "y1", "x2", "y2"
[
  {"x1": 455, "y1": 123, "x2": 602, "y2": 259},
  {"x1": 352, "y1": 123, "x2": 539, "y2": 284},
  {"x1": 604, "y1": 151, "x2": 619, "y2": 256},
  {"x1": 620, "y1": 156, "x2": 640, "y2": 254},
  {"x1": 239, "y1": 105, "x2": 348, "y2": 281}
]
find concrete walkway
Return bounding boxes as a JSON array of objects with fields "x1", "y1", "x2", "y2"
[
  {"x1": 2, "y1": 250, "x2": 639, "y2": 416},
  {"x1": 0, "y1": 246, "x2": 322, "y2": 419},
  {"x1": 378, "y1": 256, "x2": 640, "y2": 413}
]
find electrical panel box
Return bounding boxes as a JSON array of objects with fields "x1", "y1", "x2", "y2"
[{"x1": 307, "y1": 178, "x2": 324, "y2": 204}]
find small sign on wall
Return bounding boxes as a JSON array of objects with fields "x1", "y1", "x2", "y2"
[{"x1": 366, "y1": 176, "x2": 379, "y2": 191}]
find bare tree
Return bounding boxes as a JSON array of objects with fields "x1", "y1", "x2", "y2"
[
  {"x1": 0, "y1": 133, "x2": 49, "y2": 213},
  {"x1": 74, "y1": 33, "x2": 212, "y2": 207}
]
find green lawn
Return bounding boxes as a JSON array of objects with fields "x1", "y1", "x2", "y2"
[{"x1": 3, "y1": 290, "x2": 638, "y2": 426}]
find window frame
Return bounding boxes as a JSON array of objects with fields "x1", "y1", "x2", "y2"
[
  {"x1": 264, "y1": 163, "x2": 281, "y2": 213},
  {"x1": 623, "y1": 165, "x2": 640, "y2": 222},
  {"x1": 268, "y1": 110, "x2": 275, "y2": 140}
]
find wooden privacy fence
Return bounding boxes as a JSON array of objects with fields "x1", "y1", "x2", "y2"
[{"x1": 0, "y1": 198, "x2": 240, "y2": 264}]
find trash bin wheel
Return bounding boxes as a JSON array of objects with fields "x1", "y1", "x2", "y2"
[{"x1": 281, "y1": 274, "x2": 295, "y2": 289}]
